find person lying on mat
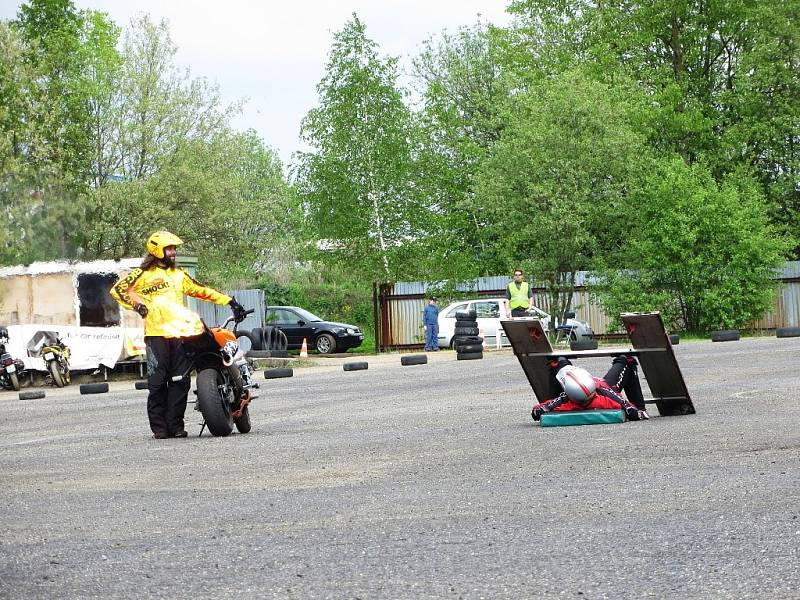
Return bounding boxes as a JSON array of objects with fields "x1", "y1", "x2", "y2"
[{"x1": 531, "y1": 356, "x2": 649, "y2": 421}]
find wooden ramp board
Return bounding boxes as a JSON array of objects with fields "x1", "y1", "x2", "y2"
[
  {"x1": 620, "y1": 312, "x2": 695, "y2": 416},
  {"x1": 501, "y1": 312, "x2": 694, "y2": 417},
  {"x1": 540, "y1": 409, "x2": 625, "y2": 427}
]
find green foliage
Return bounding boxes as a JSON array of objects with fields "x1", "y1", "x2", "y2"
[
  {"x1": 1, "y1": 6, "x2": 296, "y2": 288},
  {"x1": 593, "y1": 160, "x2": 789, "y2": 331},
  {"x1": 475, "y1": 68, "x2": 653, "y2": 321},
  {"x1": 294, "y1": 14, "x2": 433, "y2": 283},
  {"x1": 412, "y1": 23, "x2": 510, "y2": 277},
  {"x1": 80, "y1": 130, "x2": 293, "y2": 287}
]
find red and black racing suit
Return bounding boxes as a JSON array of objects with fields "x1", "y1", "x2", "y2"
[{"x1": 531, "y1": 355, "x2": 648, "y2": 421}]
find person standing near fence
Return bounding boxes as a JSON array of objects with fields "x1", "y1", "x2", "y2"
[
  {"x1": 423, "y1": 297, "x2": 440, "y2": 351},
  {"x1": 507, "y1": 269, "x2": 534, "y2": 317}
]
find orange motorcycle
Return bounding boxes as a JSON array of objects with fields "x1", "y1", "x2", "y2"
[{"x1": 180, "y1": 309, "x2": 258, "y2": 436}]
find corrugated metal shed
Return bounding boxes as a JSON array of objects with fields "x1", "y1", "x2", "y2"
[{"x1": 190, "y1": 289, "x2": 264, "y2": 331}]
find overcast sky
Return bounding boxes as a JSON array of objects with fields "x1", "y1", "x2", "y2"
[{"x1": 2, "y1": 1, "x2": 512, "y2": 168}]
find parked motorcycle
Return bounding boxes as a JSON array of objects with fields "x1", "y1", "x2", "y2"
[
  {"x1": 180, "y1": 309, "x2": 258, "y2": 437},
  {"x1": 42, "y1": 336, "x2": 71, "y2": 387},
  {"x1": 0, "y1": 327, "x2": 25, "y2": 392}
]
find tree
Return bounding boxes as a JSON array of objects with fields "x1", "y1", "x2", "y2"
[
  {"x1": 412, "y1": 23, "x2": 509, "y2": 277},
  {"x1": 80, "y1": 130, "x2": 294, "y2": 287},
  {"x1": 507, "y1": 0, "x2": 800, "y2": 256},
  {"x1": 294, "y1": 14, "x2": 428, "y2": 283},
  {"x1": 116, "y1": 15, "x2": 236, "y2": 181},
  {"x1": 594, "y1": 160, "x2": 789, "y2": 331},
  {"x1": 475, "y1": 69, "x2": 653, "y2": 323}
]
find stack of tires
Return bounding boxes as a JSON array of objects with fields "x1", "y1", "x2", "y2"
[
  {"x1": 239, "y1": 326, "x2": 289, "y2": 358},
  {"x1": 452, "y1": 309, "x2": 484, "y2": 361}
]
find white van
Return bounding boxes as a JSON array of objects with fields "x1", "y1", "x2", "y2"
[{"x1": 436, "y1": 298, "x2": 593, "y2": 349}]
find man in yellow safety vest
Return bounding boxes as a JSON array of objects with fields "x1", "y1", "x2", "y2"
[{"x1": 506, "y1": 268, "x2": 533, "y2": 317}]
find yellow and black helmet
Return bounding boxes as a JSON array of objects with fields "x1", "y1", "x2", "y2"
[{"x1": 146, "y1": 230, "x2": 183, "y2": 259}]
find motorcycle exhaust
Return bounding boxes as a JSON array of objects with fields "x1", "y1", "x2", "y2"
[{"x1": 221, "y1": 352, "x2": 234, "y2": 367}]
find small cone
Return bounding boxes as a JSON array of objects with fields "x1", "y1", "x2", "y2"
[{"x1": 300, "y1": 338, "x2": 308, "y2": 358}]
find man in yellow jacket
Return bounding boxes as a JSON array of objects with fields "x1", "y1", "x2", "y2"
[
  {"x1": 506, "y1": 268, "x2": 534, "y2": 317},
  {"x1": 111, "y1": 231, "x2": 247, "y2": 439}
]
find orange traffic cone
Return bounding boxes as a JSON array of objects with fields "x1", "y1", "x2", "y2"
[{"x1": 300, "y1": 338, "x2": 308, "y2": 358}]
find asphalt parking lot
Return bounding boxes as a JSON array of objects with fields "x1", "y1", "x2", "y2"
[{"x1": 1, "y1": 337, "x2": 799, "y2": 599}]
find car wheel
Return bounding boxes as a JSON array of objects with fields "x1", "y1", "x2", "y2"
[{"x1": 315, "y1": 333, "x2": 337, "y2": 354}]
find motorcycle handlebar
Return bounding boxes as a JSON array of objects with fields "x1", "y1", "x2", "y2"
[{"x1": 220, "y1": 308, "x2": 255, "y2": 329}]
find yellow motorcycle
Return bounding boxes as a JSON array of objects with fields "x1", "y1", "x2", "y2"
[{"x1": 42, "y1": 337, "x2": 71, "y2": 387}]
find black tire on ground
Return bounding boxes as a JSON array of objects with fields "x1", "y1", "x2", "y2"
[
  {"x1": 264, "y1": 368, "x2": 293, "y2": 379},
  {"x1": 454, "y1": 326, "x2": 480, "y2": 337},
  {"x1": 457, "y1": 351, "x2": 483, "y2": 360},
  {"x1": 19, "y1": 390, "x2": 45, "y2": 400},
  {"x1": 135, "y1": 380, "x2": 149, "y2": 390},
  {"x1": 196, "y1": 368, "x2": 233, "y2": 436},
  {"x1": 401, "y1": 354, "x2": 428, "y2": 366},
  {"x1": 455, "y1": 343, "x2": 483, "y2": 354},
  {"x1": 315, "y1": 333, "x2": 337, "y2": 354},
  {"x1": 48, "y1": 360, "x2": 65, "y2": 387},
  {"x1": 343, "y1": 361, "x2": 368, "y2": 372},
  {"x1": 454, "y1": 309, "x2": 477, "y2": 320},
  {"x1": 454, "y1": 319, "x2": 478, "y2": 328},
  {"x1": 570, "y1": 339, "x2": 599, "y2": 351},
  {"x1": 8, "y1": 371, "x2": 20, "y2": 391},
  {"x1": 711, "y1": 329, "x2": 740, "y2": 342},
  {"x1": 79, "y1": 382, "x2": 109, "y2": 395},
  {"x1": 233, "y1": 406, "x2": 251, "y2": 434},
  {"x1": 669, "y1": 334, "x2": 680, "y2": 345},
  {"x1": 776, "y1": 326, "x2": 800, "y2": 338}
]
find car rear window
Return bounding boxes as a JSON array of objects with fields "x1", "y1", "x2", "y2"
[{"x1": 444, "y1": 303, "x2": 468, "y2": 318}]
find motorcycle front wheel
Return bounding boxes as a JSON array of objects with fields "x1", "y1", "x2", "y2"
[
  {"x1": 49, "y1": 360, "x2": 65, "y2": 387},
  {"x1": 8, "y1": 371, "x2": 20, "y2": 391},
  {"x1": 196, "y1": 368, "x2": 233, "y2": 436}
]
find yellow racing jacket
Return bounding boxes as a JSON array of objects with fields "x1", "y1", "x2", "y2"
[{"x1": 111, "y1": 266, "x2": 232, "y2": 337}]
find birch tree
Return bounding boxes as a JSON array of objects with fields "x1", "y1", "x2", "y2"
[{"x1": 294, "y1": 14, "x2": 427, "y2": 282}]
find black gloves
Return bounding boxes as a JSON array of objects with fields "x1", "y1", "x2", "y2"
[
  {"x1": 229, "y1": 297, "x2": 247, "y2": 322},
  {"x1": 133, "y1": 303, "x2": 148, "y2": 318}
]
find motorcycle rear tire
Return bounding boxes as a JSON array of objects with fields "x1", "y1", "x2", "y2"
[
  {"x1": 49, "y1": 361, "x2": 65, "y2": 387},
  {"x1": 196, "y1": 369, "x2": 233, "y2": 437},
  {"x1": 234, "y1": 406, "x2": 251, "y2": 433},
  {"x1": 9, "y1": 371, "x2": 20, "y2": 391}
]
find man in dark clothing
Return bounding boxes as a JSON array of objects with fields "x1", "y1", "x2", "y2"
[
  {"x1": 531, "y1": 355, "x2": 649, "y2": 422},
  {"x1": 422, "y1": 297, "x2": 440, "y2": 351}
]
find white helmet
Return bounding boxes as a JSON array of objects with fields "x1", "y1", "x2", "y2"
[{"x1": 556, "y1": 365, "x2": 596, "y2": 404}]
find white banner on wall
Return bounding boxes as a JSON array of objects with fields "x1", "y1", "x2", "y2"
[{"x1": 4, "y1": 325, "x2": 145, "y2": 371}]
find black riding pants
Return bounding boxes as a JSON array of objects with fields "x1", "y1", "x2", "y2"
[
  {"x1": 145, "y1": 336, "x2": 191, "y2": 436},
  {"x1": 602, "y1": 355, "x2": 646, "y2": 410}
]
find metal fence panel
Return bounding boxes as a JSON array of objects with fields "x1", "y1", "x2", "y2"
[
  {"x1": 379, "y1": 263, "x2": 800, "y2": 350},
  {"x1": 188, "y1": 289, "x2": 264, "y2": 331}
]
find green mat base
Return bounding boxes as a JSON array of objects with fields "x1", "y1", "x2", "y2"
[{"x1": 540, "y1": 409, "x2": 625, "y2": 427}]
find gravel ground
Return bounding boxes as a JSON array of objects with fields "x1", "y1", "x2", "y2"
[{"x1": 1, "y1": 337, "x2": 798, "y2": 599}]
